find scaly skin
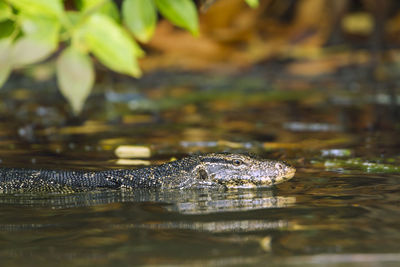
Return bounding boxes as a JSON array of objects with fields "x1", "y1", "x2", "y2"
[{"x1": 0, "y1": 153, "x2": 296, "y2": 193}]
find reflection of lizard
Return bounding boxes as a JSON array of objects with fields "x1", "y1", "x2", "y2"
[{"x1": 0, "y1": 153, "x2": 295, "y2": 193}]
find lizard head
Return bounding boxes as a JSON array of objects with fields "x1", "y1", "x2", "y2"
[{"x1": 195, "y1": 153, "x2": 296, "y2": 188}]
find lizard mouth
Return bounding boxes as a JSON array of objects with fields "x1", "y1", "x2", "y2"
[
  {"x1": 204, "y1": 165, "x2": 297, "y2": 189},
  {"x1": 284, "y1": 167, "x2": 296, "y2": 180},
  {"x1": 270, "y1": 166, "x2": 296, "y2": 185},
  {"x1": 222, "y1": 168, "x2": 296, "y2": 188}
]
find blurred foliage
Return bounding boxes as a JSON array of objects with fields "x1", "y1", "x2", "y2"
[
  {"x1": 0, "y1": 0, "x2": 258, "y2": 114},
  {"x1": 2, "y1": 0, "x2": 400, "y2": 115},
  {"x1": 144, "y1": 0, "x2": 400, "y2": 74}
]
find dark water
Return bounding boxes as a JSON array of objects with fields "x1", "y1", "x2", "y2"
[{"x1": 0, "y1": 72, "x2": 399, "y2": 266}]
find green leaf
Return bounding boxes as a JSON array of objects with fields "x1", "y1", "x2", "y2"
[
  {"x1": 66, "y1": 11, "x2": 81, "y2": 26},
  {"x1": 0, "y1": 20, "x2": 15, "y2": 39},
  {"x1": 0, "y1": 38, "x2": 12, "y2": 88},
  {"x1": 11, "y1": 15, "x2": 60, "y2": 66},
  {"x1": 20, "y1": 14, "x2": 60, "y2": 42},
  {"x1": 79, "y1": 0, "x2": 106, "y2": 9},
  {"x1": 74, "y1": 0, "x2": 84, "y2": 10},
  {"x1": 11, "y1": 37, "x2": 55, "y2": 66},
  {"x1": 122, "y1": 0, "x2": 157, "y2": 42},
  {"x1": 81, "y1": 13, "x2": 142, "y2": 77},
  {"x1": 57, "y1": 46, "x2": 94, "y2": 115},
  {"x1": 0, "y1": 2, "x2": 12, "y2": 22},
  {"x1": 7, "y1": 0, "x2": 64, "y2": 17},
  {"x1": 154, "y1": 0, "x2": 199, "y2": 36},
  {"x1": 245, "y1": 0, "x2": 259, "y2": 8},
  {"x1": 80, "y1": 0, "x2": 120, "y2": 22},
  {"x1": 100, "y1": 1, "x2": 120, "y2": 22}
]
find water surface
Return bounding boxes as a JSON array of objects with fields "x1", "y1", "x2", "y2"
[{"x1": 0, "y1": 72, "x2": 399, "y2": 266}]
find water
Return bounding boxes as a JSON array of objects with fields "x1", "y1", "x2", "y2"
[{"x1": 0, "y1": 72, "x2": 399, "y2": 266}]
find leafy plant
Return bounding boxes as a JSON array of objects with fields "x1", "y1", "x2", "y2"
[{"x1": 0, "y1": 0, "x2": 258, "y2": 114}]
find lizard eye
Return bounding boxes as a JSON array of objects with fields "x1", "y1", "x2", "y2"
[
  {"x1": 275, "y1": 163, "x2": 283, "y2": 170},
  {"x1": 233, "y1": 159, "x2": 243, "y2": 166}
]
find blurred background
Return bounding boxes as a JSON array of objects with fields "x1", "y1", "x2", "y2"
[
  {"x1": 0, "y1": 0, "x2": 400, "y2": 265},
  {"x1": 2, "y1": 0, "x2": 399, "y2": 164},
  {"x1": 148, "y1": 0, "x2": 400, "y2": 74}
]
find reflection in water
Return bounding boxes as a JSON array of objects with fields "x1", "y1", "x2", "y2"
[
  {"x1": 135, "y1": 220, "x2": 289, "y2": 233},
  {"x1": 0, "y1": 188, "x2": 295, "y2": 237},
  {"x1": 0, "y1": 188, "x2": 295, "y2": 214},
  {"x1": 0, "y1": 188, "x2": 294, "y2": 264},
  {"x1": 163, "y1": 190, "x2": 296, "y2": 215}
]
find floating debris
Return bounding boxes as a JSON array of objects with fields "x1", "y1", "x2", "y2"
[
  {"x1": 114, "y1": 145, "x2": 151, "y2": 158},
  {"x1": 115, "y1": 159, "x2": 151, "y2": 166}
]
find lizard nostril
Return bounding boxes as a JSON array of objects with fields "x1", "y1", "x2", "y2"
[{"x1": 198, "y1": 169, "x2": 208, "y2": 180}]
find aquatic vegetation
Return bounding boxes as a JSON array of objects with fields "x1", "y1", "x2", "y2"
[{"x1": 315, "y1": 158, "x2": 400, "y2": 174}]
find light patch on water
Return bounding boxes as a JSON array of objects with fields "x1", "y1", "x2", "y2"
[
  {"x1": 284, "y1": 253, "x2": 400, "y2": 265},
  {"x1": 284, "y1": 122, "x2": 342, "y2": 132}
]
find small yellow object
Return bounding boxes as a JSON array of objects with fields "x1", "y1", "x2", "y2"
[
  {"x1": 116, "y1": 159, "x2": 151, "y2": 166},
  {"x1": 114, "y1": 145, "x2": 151, "y2": 159},
  {"x1": 342, "y1": 12, "x2": 373, "y2": 35},
  {"x1": 259, "y1": 236, "x2": 271, "y2": 252}
]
